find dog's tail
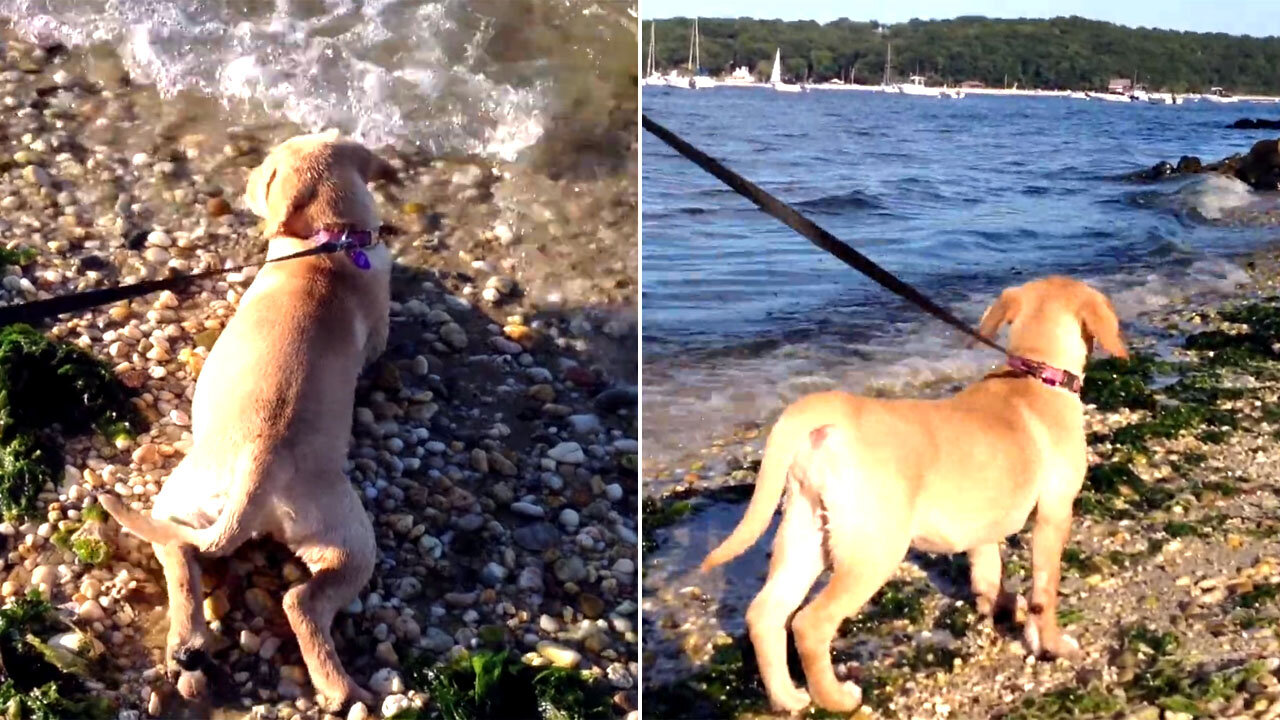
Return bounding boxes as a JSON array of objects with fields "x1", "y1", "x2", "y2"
[
  {"x1": 701, "y1": 404, "x2": 816, "y2": 571},
  {"x1": 99, "y1": 458, "x2": 269, "y2": 555}
]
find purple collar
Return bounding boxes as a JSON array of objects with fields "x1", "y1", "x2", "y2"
[
  {"x1": 313, "y1": 227, "x2": 375, "y2": 270},
  {"x1": 1006, "y1": 355, "x2": 1083, "y2": 394}
]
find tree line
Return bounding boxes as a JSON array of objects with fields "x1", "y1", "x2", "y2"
[{"x1": 646, "y1": 15, "x2": 1280, "y2": 93}]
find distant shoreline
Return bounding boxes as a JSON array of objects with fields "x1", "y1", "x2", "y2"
[{"x1": 643, "y1": 82, "x2": 1280, "y2": 103}]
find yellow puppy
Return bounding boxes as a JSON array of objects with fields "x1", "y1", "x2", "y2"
[
  {"x1": 702, "y1": 276, "x2": 1127, "y2": 714},
  {"x1": 100, "y1": 131, "x2": 397, "y2": 710}
]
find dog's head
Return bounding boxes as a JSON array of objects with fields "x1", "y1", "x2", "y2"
[
  {"x1": 975, "y1": 276, "x2": 1127, "y2": 368},
  {"x1": 245, "y1": 130, "x2": 399, "y2": 239}
]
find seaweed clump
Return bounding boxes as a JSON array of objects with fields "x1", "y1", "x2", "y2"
[
  {"x1": 0, "y1": 592, "x2": 112, "y2": 720},
  {"x1": 1082, "y1": 353, "x2": 1164, "y2": 411},
  {"x1": 404, "y1": 649, "x2": 613, "y2": 720},
  {"x1": 0, "y1": 324, "x2": 139, "y2": 521}
]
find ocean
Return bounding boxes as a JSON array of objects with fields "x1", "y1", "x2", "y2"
[
  {"x1": 0, "y1": 0, "x2": 637, "y2": 162},
  {"x1": 642, "y1": 87, "x2": 1280, "y2": 484}
]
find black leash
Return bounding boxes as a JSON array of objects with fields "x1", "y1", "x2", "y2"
[
  {"x1": 641, "y1": 114, "x2": 1010, "y2": 356},
  {"x1": 0, "y1": 240, "x2": 354, "y2": 327}
]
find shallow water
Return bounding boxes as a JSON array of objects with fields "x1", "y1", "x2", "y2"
[
  {"x1": 642, "y1": 88, "x2": 1280, "y2": 480},
  {"x1": 1, "y1": 0, "x2": 637, "y2": 162}
]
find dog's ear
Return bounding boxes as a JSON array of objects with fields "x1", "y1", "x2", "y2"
[
  {"x1": 246, "y1": 151, "x2": 314, "y2": 238},
  {"x1": 1080, "y1": 291, "x2": 1128, "y2": 359},
  {"x1": 244, "y1": 157, "x2": 276, "y2": 220},
  {"x1": 357, "y1": 146, "x2": 401, "y2": 187},
  {"x1": 972, "y1": 288, "x2": 1020, "y2": 347}
]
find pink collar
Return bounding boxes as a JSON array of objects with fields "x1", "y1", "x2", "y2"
[{"x1": 1006, "y1": 355, "x2": 1083, "y2": 394}]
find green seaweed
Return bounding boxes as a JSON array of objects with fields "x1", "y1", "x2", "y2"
[
  {"x1": 1108, "y1": 403, "x2": 1236, "y2": 449},
  {"x1": 999, "y1": 684, "x2": 1122, "y2": 719},
  {"x1": 0, "y1": 592, "x2": 111, "y2": 720},
  {"x1": 0, "y1": 247, "x2": 38, "y2": 268},
  {"x1": 79, "y1": 504, "x2": 107, "y2": 525},
  {"x1": 405, "y1": 650, "x2": 612, "y2": 720},
  {"x1": 1076, "y1": 462, "x2": 1177, "y2": 520},
  {"x1": 1233, "y1": 582, "x2": 1278, "y2": 610},
  {"x1": 1056, "y1": 608, "x2": 1084, "y2": 626},
  {"x1": 642, "y1": 497, "x2": 694, "y2": 552},
  {"x1": 934, "y1": 602, "x2": 977, "y2": 638},
  {"x1": 1163, "y1": 521, "x2": 1202, "y2": 539},
  {"x1": 1185, "y1": 301, "x2": 1280, "y2": 366},
  {"x1": 842, "y1": 579, "x2": 929, "y2": 634},
  {"x1": 1082, "y1": 353, "x2": 1164, "y2": 411},
  {"x1": 642, "y1": 638, "x2": 769, "y2": 719},
  {"x1": 0, "y1": 324, "x2": 140, "y2": 521}
]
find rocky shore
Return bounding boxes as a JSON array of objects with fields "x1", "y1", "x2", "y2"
[
  {"x1": 0, "y1": 29, "x2": 637, "y2": 720},
  {"x1": 643, "y1": 254, "x2": 1280, "y2": 718},
  {"x1": 1135, "y1": 137, "x2": 1280, "y2": 191}
]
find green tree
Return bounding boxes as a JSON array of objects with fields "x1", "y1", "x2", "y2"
[{"x1": 645, "y1": 14, "x2": 1280, "y2": 92}]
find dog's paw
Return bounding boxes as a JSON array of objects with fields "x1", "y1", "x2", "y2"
[
  {"x1": 1043, "y1": 632, "x2": 1083, "y2": 661},
  {"x1": 768, "y1": 685, "x2": 811, "y2": 714},
  {"x1": 814, "y1": 681, "x2": 862, "y2": 713},
  {"x1": 316, "y1": 682, "x2": 374, "y2": 713},
  {"x1": 175, "y1": 669, "x2": 208, "y2": 700},
  {"x1": 1024, "y1": 622, "x2": 1082, "y2": 661}
]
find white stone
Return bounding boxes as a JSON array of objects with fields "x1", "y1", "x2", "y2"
[{"x1": 547, "y1": 442, "x2": 585, "y2": 464}]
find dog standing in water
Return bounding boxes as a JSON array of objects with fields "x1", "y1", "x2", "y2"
[
  {"x1": 100, "y1": 131, "x2": 397, "y2": 709},
  {"x1": 702, "y1": 276, "x2": 1128, "y2": 713}
]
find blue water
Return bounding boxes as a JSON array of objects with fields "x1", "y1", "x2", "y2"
[{"x1": 642, "y1": 87, "x2": 1280, "y2": 476}]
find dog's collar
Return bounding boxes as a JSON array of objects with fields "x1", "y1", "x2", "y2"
[
  {"x1": 313, "y1": 226, "x2": 377, "y2": 270},
  {"x1": 1001, "y1": 355, "x2": 1083, "y2": 394}
]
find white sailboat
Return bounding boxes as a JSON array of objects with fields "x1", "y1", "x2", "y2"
[
  {"x1": 770, "y1": 47, "x2": 802, "y2": 93},
  {"x1": 686, "y1": 18, "x2": 716, "y2": 89},
  {"x1": 880, "y1": 43, "x2": 895, "y2": 92},
  {"x1": 642, "y1": 21, "x2": 666, "y2": 86}
]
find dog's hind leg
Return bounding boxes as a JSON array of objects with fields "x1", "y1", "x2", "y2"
[
  {"x1": 154, "y1": 542, "x2": 213, "y2": 699},
  {"x1": 747, "y1": 484, "x2": 825, "y2": 714},
  {"x1": 789, "y1": 429, "x2": 911, "y2": 713},
  {"x1": 792, "y1": 538, "x2": 905, "y2": 712},
  {"x1": 287, "y1": 541, "x2": 375, "y2": 711}
]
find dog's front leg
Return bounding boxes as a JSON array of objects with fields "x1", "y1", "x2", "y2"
[
  {"x1": 1024, "y1": 504, "x2": 1082, "y2": 659},
  {"x1": 969, "y1": 543, "x2": 1024, "y2": 621}
]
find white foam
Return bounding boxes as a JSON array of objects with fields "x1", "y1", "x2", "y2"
[
  {"x1": 1179, "y1": 174, "x2": 1255, "y2": 220},
  {"x1": 0, "y1": 0, "x2": 566, "y2": 158}
]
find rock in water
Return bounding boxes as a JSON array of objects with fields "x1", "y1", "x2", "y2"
[{"x1": 1229, "y1": 117, "x2": 1280, "y2": 129}]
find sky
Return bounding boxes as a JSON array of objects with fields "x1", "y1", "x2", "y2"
[{"x1": 640, "y1": 0, "x2": 1280, "y2": 37}]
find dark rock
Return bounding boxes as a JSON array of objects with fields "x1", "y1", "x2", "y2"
[
  {"x1": 1149, "y1": 160, "x2": 1174, "y2": 178},
  {"x1": 76, "y1": 254, "x2": 108, "y2": 272},
  {"x1": 593, "y1": 386, "x2": 636, "y2": 414},
  {"x1": 1175, "y1": 155, "x2": 1202, "y2": 173},
  {"x1": 513, "y1": 522, "x2": 559, "y2": 552},
  {"x1": 1236, "y1": 138, "x2": 1280, "y2": 190},
  {"x1": 1229, "y1": 118, "x2": 1280, "y2": 130},
  {"x1": 125, "y1": 228, "x2": 149, "y2": 250}
]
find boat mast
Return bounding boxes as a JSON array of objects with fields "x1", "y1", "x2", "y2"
[
  {"x1": 694, "y1": 18, "x2": 700, "y2": 73},
  {"x1": 647, "y1": 21, "x2": 655, "y2": 76},
  {"x1": 687, "y1": 19, "x2": 694, "y2": 72},
  {"x1": 883, "y1": 43, "x2": 891, "y2": 84}
]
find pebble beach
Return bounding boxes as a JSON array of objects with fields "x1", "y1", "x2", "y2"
[{"x1": 0, "y1": 13, "x2": 638, "y2": 720}]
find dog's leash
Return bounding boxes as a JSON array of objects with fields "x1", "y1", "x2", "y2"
[
  {"x1": 641, "y1": 114, "x2": 1085, "y2": 394},
  {"x1": 0, "y1": 231, "x2": 373, "y2": 327}
]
